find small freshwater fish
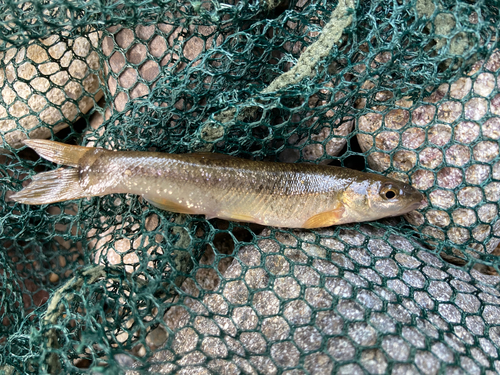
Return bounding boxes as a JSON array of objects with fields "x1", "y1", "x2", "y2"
[{"x1": 12, "y1": 140, "x2": 423, "y2": 228}]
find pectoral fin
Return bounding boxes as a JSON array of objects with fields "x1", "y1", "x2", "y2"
[
  {"x1": 144, "y1": 195, "x2": 197, "y2": 215},
  {"x1": 303, "y1": 202, "x2": 345, "y2": 229}
]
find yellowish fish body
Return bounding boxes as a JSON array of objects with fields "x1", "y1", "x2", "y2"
[{"x1": 12, "y1": 140, "x2": 423, "y2": 228}]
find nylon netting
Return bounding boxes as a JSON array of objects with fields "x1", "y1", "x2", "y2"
[{"x1": 1, "y1": 0, "x2": 500, "y2": 373}]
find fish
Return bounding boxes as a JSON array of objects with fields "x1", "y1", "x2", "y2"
[{"x1": 11, "y1": 140, "x2": 424, "y2": 228}]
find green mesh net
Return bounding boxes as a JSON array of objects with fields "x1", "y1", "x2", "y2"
[{"x1": 2, "y1": 0, "x2": 500, "y2": 373}]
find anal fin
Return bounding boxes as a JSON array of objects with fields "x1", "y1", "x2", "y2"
[
  {"x1": 144, "y1": 195, "x2": 197, "y2": 215},
  {"x1": 303, "y1": 202, "x2": 345, "y2": 229}
]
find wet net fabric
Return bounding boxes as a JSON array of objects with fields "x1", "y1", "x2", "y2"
[{"x1": 1, "y1": 0, "x2": 500, "y2": 373}]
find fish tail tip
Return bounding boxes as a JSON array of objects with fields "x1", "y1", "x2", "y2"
[
  {"x1": 11, "y1": 169, "x2": 87, "y2": 205},
  {"x1": 10, "y1": 191, "x2": 20, "y2": 201},
  {"x1": 21, "y1": 139, "x2": 92, "y2": 167},
  {"x1": 23, "y1": 138, "x2": 51, "y2": 148},
  {"x1": 10, "y1": 191, "x2": 31, "y2": 204}
]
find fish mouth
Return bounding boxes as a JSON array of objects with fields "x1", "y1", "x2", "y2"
[
  {"x1": 408, "y1": 197, "x2": 425, "y2": 211},
  {"x1": 408, "y1": 202, "x2": 422, "y2": 211}
]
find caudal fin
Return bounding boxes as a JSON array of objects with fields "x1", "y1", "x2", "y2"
[
  {"x1": 11, "y1": 168, "x2": 88, "y2": 205},
  {"x1": 23, "y1": 139, "x2": 91, "y2": 167},
  {"x1": 12, "y1": 139, "x2": 94, "y2": 205}
]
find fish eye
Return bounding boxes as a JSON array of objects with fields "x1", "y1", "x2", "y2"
[
  {"x1": 385, "y1": 190, "x2": 396, "y2": 199},
  {"x1": 380, "y1": 183, "x2": 399, "y2": 200}
]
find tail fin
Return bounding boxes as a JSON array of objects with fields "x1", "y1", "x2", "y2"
[
  {"x1": 23, "y1": 139, "x2": 91, "y2": 167},
  {"x1": 11, "y1": 169, "x2": 87, "y2": 205},
  {"x1": 12, "y1": 139, "x2": 94, "y2": 205}
]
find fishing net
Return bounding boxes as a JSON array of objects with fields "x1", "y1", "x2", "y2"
[{"x1": 1, "y1": 0, "x2": 500, "y2": 373}]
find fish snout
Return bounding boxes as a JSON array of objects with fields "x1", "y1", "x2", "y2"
[
  {"x1": 408, "y1": 199, "x2": 423, "y2": 211},
  {"x1": 401, "y1": 184, "x2": 424, "y2": 210},
  {"x1": 409, "y1": 192, "x2": 425, "y2": 211}
]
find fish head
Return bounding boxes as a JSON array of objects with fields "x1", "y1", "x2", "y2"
[
  {"x1": 366, "y1": 179, "x2": 424, "y2": 219},
  {"x1": 338, "y1": 174, "x2": 423, "y2": 224}
]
